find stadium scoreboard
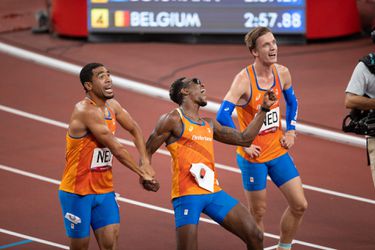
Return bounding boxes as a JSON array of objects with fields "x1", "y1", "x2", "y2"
[{"x1": 88, "y1": 0, "x2": 306, "y2": 35}]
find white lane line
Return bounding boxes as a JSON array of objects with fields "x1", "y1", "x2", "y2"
[
  {"x1": 0, "y1": 228, "x2": 69, "y2": 249},
  {"x1": 264, "y1": 245, "x2": 278, "y2": 250},
  {"x1": 0, "y1": 41, "x2": 365, "y2": 148},
  {"x1": 1, "y1": 104, "x2": 374, "y2": 205},
  {"x1": 214, "y1": 164, "x2": 375, "y2": 205},
  {"x1": 0, "y1": 164, "x2": 336, "y2": 250}
]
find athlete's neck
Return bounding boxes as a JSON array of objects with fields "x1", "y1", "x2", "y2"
[
  {"x1": 253, "y1": 62, "x2": 274, "y2": 89},
  {"x1": 180, "y1": 106, "x2": 201, "y2": 122},
  {"x1": 253, "y1": 62, "x2": 273, "y2": 78},
  {"x1": 85, "y1": 95, "x2": 106, "y2": 107}
]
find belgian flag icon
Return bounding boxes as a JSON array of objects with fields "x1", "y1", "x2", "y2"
[{"x1": 115, "y1": 11, "x2": 130, "y2": 27}]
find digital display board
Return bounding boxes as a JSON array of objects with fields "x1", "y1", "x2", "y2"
[{"x1": 88, "y1": 0, "x2": 306, "y2": 35}]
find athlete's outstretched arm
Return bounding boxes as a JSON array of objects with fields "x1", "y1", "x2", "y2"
[
  {"x1": 213, "y1": 90, "x2": 276, "y2": 146},
  {"x1": 217, "y1": 69, "x2": 262, "y2": 157},
  {"x1": 82, "y1": 105, "x2": 154, "y2": 184},
  {"x1": 109, "y1": 99, "x2": 155, "y2": 175}
]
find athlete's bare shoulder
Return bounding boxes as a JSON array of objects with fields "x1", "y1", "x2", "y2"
[
  {"x1": 75, "y1": 98, "x2": 99, "y2": 116},
  {"x1": 224, "y1": 67, "x2": 250, "y2": 104},
  {"x1": 106, "y1": 98, "x2": 123, "y2": 114},
  {"x1": 151, "y1": 108, "x2": 183, "y2": 144},
  {"x1": 275, "y1": 63, "x2": 289, "y2": 73},
  {"x1": 106, "y1": 98, "x2": 121, "y2": 108},
  {"x1": 234, "y1": 67, "x2": 249, "y2": 84},
  {"x1": 68, "y1": 99, "x2": 100, "y2": 137},
  {"x1": 274, "y1": 63, "x2": 292, "y2": 89},
  {"x1": 163, "y1": 109, "x2": 181, "y2": 127}
]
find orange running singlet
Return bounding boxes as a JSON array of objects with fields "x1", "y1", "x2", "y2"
[
  {"x1": 167, "y1": 109, "x2": 221, "y2": 200},
  {"x1": 236, "y1": 64, "x2": 287, "y2": 163},
  {"x1": 59, "y1": 102, "x2": 116, "y2": 195}
]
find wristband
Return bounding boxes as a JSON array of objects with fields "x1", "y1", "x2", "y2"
[{"x1": 260, "y1": 106, "x2": 270, "y2": 112}]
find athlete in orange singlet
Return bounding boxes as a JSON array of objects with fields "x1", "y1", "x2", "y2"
[
  {"x1": 217, "y1": 27, "x2": 308, "y2": 250},
  {"x1": 59, "y1": 63, "x2": 159, "y2": 250},
  {"x1": 146, "y1": 77, "x2": 276, "y2": 250}
]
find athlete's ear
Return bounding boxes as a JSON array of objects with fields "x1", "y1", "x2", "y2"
[
  {"x1": 180, "y1": 87, "x2": 190, "y2": 95},
  {"x1": 84, "y1": 81, "x2": 93, "y2": 91},
  {"x1": 250, "y1": 48, "x2": 258, "y2": 58}
]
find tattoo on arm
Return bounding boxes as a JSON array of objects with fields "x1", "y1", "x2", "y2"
[{"x1": 213, "y1": 120, "x2": 246, "y2": 146}]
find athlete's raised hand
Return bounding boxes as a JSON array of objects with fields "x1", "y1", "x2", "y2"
[{"x1": 262, "y1": 89, "x2": 277, "y2": 109}]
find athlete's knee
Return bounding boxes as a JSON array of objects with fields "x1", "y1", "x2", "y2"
[
  {"x1": 290, "y1": 199, "x2": 308, "y2": 216},
  {"x1": 250, "y1": 203, "x2": 267, "y2": 219},
  {"x1": 99, "y1": 229, "x2": 119, "y2": 250},
  {"x1": 100, "y1": 238, "x2": 116, "y2": 250},
  {"x1": 70, "y1": 238, "x2": 90, "y2": 250},
  {"x1": 244, "y1": 226, "x2": 263, "y2": 250}
]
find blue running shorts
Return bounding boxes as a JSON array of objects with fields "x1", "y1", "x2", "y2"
[
  {"x1": 172, "y1": 190, "x2": 238, "y2": 228},
  {"x1": 58, "y1": 191, "x2": 120, "y2": 238},
  {"x1": 237, "y1": 153, "x2": 299, "y2": 191}
]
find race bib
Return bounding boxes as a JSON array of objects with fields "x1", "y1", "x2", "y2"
[
  {"x1": 190, "y1": 163, "x2": 215, "y2": 192},
  {"x1": 90, "y1": 148, "x2": 113, "y2": 171},
  {"x1": 259, "y1": 107, "x2": 280, "y2": 134}
]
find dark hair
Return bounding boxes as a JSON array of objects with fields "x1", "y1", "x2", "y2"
[
  {"x1": 79, "y1": 63, "x2": 104, "y2": 90},
  {"x1": 244, "y1": 27, "x2": 272, "y2": 52},
  {"x1": 169, "y1": 77, "x2": 187, "y2": 105}
]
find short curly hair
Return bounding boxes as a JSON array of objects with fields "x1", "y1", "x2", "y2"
[{"x1": 169, "y1": 77, "x2": 188, "y2": 105}]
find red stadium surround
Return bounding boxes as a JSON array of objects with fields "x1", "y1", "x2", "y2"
[
  {"x1": 306, "y1": 0, "x2": 361, "y2": 39},
  {"x1": 51, "y1": 0, "x2": 88, "y2": 37}
]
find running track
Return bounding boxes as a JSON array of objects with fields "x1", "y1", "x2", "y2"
[{"x1": 0, "y1": 22, "x2": 375, "y2": 250}]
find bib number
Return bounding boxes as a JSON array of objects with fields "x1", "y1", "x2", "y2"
[
  {"x1": 259, "y1": 107, "x2": 280, "y2": 135},
  {"x1": 190, "y1": 163, "x2": 215, "y2": 192},
  {"x1": 90, "y1": 148, "x2": 113, "y2": 171}
]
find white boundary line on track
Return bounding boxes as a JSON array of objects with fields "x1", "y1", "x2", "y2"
[
  {"x1": 0, "y1": 41, "x2": 365, "y2": 148},
  {"x1": 1, "y1": 103, "x2": 374, "y2": 205},
  {"x1": 0, "y1": 228, "x2": 69, "y2": 249},
  {"x1": 0, "y1": 164, "x2": 336, "y2": 250},
  {"x1": 264, "y1": 245, "x2": 278, "y2": 250}
]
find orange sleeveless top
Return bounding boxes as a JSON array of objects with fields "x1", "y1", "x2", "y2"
[
  {"x1": 236, "y1": 65, "x2": 287, "y2": 163},
  {"x1": 167, "y1": 109, "x2": 221, "y2": 200},
  {"x1": 59, "y1": 102, "x2": 116, "y2": 195}
]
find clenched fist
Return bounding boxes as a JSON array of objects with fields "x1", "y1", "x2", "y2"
[{"x1": 140, "y1": 177, "x2": 160, "y2": 192}]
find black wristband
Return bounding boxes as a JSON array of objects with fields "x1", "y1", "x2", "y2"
[{"x1": 260, "y1": 106, "x2": 270, "y2": 112}]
